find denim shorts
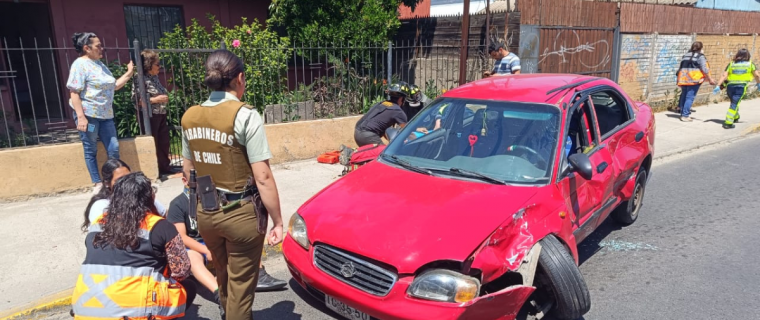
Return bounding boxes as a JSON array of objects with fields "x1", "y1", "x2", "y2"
[{"x1": 187, "y1": 240, "x2": 207, "y2": 264}]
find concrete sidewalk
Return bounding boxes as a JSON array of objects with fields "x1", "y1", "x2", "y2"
[{"x1": 1, "y1": 97, "x2": 759, "y2": 315}]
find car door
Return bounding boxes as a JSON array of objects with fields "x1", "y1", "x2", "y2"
[
  {"x1": 588, "y1": 88, "x2": 640, "y2": 201},
  {"x1": 559, "y1": 95, "x2": 616, "y2": 243}
]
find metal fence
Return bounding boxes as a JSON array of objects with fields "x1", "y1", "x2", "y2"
[{"x1": 0, "y1": 37, "x2": 494, "y2": 162}]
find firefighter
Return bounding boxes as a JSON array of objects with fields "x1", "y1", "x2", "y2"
[
  {"x1": 353, "y1": 81, "x2": 411, "y2": 147},
  {"x1": 713, "y1": 48, "x2": 760, "y2": 129},
  {"x1": 180, "y1": 49, "x2": 284, "y2": 320},
  {"x1": 400, "y1": 84, "x2": 431, "y2": 121}
]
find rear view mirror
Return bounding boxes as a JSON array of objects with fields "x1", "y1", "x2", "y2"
[{"x1": 568, "y1": 153, "x2": 593, "y2": 180}]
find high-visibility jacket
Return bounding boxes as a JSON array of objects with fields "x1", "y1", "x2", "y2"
[
  {"x1": 677, "y1": 53, "x2": 709, "y2": 86},
  {"x1": 72, "y1": 213, "x2": 187, "y2": 320},
  {"x1": 726, "y1": 61, "x2": 757, "y2": 85}
]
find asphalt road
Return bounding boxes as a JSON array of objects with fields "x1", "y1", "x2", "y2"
[{"x1": 47, "y1": 135, "x2": 760, "y2": 320}]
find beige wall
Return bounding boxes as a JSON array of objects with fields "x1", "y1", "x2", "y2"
[
  {"x1": 0, "y1": 137, "x2": 158, "y2": 201},
  {"x1": 0, "y1": 115, "x2": 366, "y2": 200},
  {"x1": 697, "y1": 35, "x2": 757, "y2": 97},
  {"x1": 266, "y1": 115, "x2": 363, "y2": 164}
]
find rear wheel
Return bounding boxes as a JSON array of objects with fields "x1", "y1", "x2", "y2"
[
  {"x1": 612, "y1": 169, "x2": 647, "y2": 226},
  {"x1": 519, "y1": 236, "x2": 591, "y2": 320}
]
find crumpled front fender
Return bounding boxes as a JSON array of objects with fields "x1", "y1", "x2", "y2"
[{"x1": 459, "y1": 285, "x2": 535, "y2": 320}]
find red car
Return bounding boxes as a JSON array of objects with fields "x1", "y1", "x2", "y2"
[{"x1": 283, "y1": 74, "x2": 655, "y2": 320}]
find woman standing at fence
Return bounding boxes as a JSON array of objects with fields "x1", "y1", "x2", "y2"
[
  {"x1": 67, "y1": 32, "x2": 135, "y2": 194},
  {"x1": 676, "y1": 41, "x2": 715, "y2": 122},
  {"x1": 712, "y1": 48, "x2": 760, "y2": 129},
  {"x1": 133, "y1": 49, "x2": 173, "y2": 175}
]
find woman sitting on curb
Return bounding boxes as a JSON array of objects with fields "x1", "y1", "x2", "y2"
[{"x1": 81, "y1": 158, "x2": 166, "y2": 232}]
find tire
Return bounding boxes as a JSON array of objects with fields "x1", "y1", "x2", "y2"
[
  {"x1": 612, "y1": 168, "x2": 647, "y2": 226},
  {"x1": 535, "y1": 236, "x2": 591, "y2": 320}
]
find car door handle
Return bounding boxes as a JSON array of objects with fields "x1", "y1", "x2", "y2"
[
  {"x1": 597, "y1": 162, "x2": 608, "y2": 174},
  {"x1": 635, "y1": 131, "x2": 644, "y2": 142}
]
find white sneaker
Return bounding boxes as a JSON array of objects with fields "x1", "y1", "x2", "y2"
[{"x1": 92, "y1": 183, "x2": 103, "y2": 195}]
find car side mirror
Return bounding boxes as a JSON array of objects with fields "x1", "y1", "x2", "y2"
[{"x1": 567, "y1": 153, "x2": 593, "y2": 180}]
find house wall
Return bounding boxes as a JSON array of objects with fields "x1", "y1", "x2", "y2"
[{"x1": 695, "y1": 0, "x2": 760, "y2": 11}]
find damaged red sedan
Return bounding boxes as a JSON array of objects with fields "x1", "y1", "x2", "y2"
[{"x1": 283, "y1": 74, "x2": 655, "y2": 320}]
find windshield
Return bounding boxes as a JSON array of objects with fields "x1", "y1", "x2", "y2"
[{"x1": 382, "y1": 98, "x2": 561, "y2": 184}]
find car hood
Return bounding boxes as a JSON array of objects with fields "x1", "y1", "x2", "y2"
[{"x1": 298, "y1": 161, "x2": 541, "y2": 274}]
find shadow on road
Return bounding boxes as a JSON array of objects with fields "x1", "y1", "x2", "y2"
[
  {"x1": 289, "y1": 279, "x2": 342, "y2": 319},
  {"x1": 577, "y1": 219, "x2": 622, "y2": 265},
  {"x1": 184, "y1": 304, "x2": 212, "y2": 320},
  {"x1": 254, "y1": 301, "x2": 303, "y2": 320},
  {"x1": 702, "y1": 118, "x2": 725, "y2": 124}
]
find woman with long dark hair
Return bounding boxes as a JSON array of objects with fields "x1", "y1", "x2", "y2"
[
  {"x1": 81, "y1": 158, "x2": 166, "y2": 232},
  {"x1": 676, "y1": 41, "x2": 715, "y2": 122},
  {"x1": 713, "y1": 48, "x2": 760, "y2": 129},
  {"x1": 72, "y1": 172, "x2": 195, "y2": 319},
  {"x1": 67, "y1": 32, "x2": 134, "y2": 194}
]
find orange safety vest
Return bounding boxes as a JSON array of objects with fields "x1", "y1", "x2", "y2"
[
  {"x1": 72, "y1": 213, "x2": 187, "y2": 320},
  {"x1": 677, "y1": 53, "x2": 709, "y2": 86}
]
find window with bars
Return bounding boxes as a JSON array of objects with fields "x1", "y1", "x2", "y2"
[{"x1": 124, "y1": 5, "x2": 184, "y2": 49}]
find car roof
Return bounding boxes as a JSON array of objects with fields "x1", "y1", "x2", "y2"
[{"x1": 441, "y1": 74, "x2": 612, "y2": 106}]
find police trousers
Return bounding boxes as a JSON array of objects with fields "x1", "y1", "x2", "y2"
[{"x1": 197, "y1": 200, "x2": 265, "y2": 320}]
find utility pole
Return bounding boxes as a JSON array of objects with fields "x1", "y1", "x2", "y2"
[
  {"x1": 485, "y1": 0, "x2": 490, "y2": 52},
  {"x1": 458, "y1": 0, "x2": 471, "y2": 86}
]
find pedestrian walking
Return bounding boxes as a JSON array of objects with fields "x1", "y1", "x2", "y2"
[
  {"x1": 483, "y1": 41, "x2": 521, "y2": 78},
  {"x1": 676, "y1": 41, "x2": 715, "y2": 122},
  {"x1": 181, "y1": 49, "x2": 284, "y2": 320},
  {"x1": 713, "y1": 48, "x2": 760, "y2": 129},
  {"x1": 133, "y1": 49, "x2": 174, "y2": 176},
  {"x1": 71, "y1": 172, "x2": 195, "y2": 319},
  {"x1": 67, "y1": 32, "x2": 134, "y2": 194}
]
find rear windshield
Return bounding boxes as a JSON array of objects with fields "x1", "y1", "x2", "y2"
[{"x1": 383, "y1": 98, "x2": 561, "y2": 184}]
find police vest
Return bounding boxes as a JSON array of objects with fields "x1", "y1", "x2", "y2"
[
  {"x1": 72, "y1": 213, "x2": 187, "y2": 320},
  {"x1": 677, "y1": 53, "x2": 708, "y2": 86},
  {"x1": 727, "y1": 61, "x2": 756, "y2": 85},
  {"x1": 181, "y1": 101, "x2": 254, "y2": 192}
]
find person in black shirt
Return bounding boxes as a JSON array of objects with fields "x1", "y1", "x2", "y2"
[
  {"x1": 167, "y1": 172, "x2": 287, "y2": 303},
  {"x1": 354, "y1": 82, "x2": 411, "y2": 147}
]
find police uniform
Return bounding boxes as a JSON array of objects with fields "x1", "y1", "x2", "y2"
[
  {"x1": 180, "y1": 91, "x2": 272, "y2": 320},
  {"x1": 724, "y1": 61, "x2": 757, "y2": 126}
]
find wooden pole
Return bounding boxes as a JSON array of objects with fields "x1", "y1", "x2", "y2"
[
  {"x1": 458, "y1": 0, "x2": 471, "y2": 86},
  {"x1": 486, "y1": 0, "x2": 490, "y2": 51}
]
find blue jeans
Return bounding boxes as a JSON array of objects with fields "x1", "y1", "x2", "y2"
[
  {"x1": 73, "y1": 112, "x2": 120, "y2": 183},
  {"x1": 726, "y1": 84, "x2": 747, "y2": 125},
  {"x1": 678, "y1": 84, "x2": 701, "y2": 117}
]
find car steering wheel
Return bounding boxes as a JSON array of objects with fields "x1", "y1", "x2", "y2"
[{"x1": 506, "y1": 145, "x2": 547, "y2": 167}]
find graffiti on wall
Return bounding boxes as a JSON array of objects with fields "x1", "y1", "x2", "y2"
[
  {"x1": 539, "y1": 30, "x2": 611, "y2": 69},
  {"x1": 618, "y1": 34, "x2": 654, "y2": 99}
]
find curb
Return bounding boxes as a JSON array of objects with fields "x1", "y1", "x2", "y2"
[
  {"x1": 653, "y1": 123, "x2": 760, "y2": 162},
  {"x1": 0, "y1": 289, "x2": 72, "y2": 320}
]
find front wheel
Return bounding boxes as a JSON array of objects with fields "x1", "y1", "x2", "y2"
[
  {"x1": 521, "y1": 236, "x2": 591, "y2": 320},
  {"x1": 612, "y1": 168, "x2": 647, "y2": 226}
]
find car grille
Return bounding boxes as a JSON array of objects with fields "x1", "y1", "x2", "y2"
[{"x1": 313, "y1": 244, "x2": 397, "y2": 296}]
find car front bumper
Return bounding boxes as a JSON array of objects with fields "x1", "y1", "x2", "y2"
[{"x1": 282, "y1": 236, "x2": 536, "y2": 320}]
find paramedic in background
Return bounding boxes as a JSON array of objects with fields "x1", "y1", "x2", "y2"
[{"x1": 483, "y1": 41, "x2": 521, "y2": 78}]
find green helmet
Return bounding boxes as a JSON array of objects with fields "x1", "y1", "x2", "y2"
[{"x1": 386, "y1": 81, "x2": 411, "y2": 99}]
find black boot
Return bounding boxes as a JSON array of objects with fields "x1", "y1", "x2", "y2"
[
  {"x1": 256, "y1": 266, "x2": 288, "y2": 292},
  {"x1": 214, "y1": 290, "x2": 225, "y2": 320}
]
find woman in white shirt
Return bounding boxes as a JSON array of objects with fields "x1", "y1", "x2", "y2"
[{"x1": 81, "y1": 158, "x2": 165, "y2": 231}]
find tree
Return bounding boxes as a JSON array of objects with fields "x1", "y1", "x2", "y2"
[{"x1": 267, "y1": 0, "x2": 422, "y2": 46}]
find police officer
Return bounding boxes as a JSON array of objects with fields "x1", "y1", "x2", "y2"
[
  {"x1": 181, "y1": 49, "x2": 284, "y2": 320},
  {"x1": 353, "y1": 81, "x2": 411, "y2": 147},
  {"x1": 713, "y1": 48, "x2": 760, "y2": 129}
]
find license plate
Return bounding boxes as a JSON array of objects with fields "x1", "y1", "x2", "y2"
[{"x1": 325, "y1": 294, "x2": 370, "y2": 320}]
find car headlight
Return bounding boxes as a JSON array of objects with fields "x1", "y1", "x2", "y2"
[
  {"x1": 288, "y1": 213, "x2": 310, "y2": 250},
  {"x1": 407, "y1": 269, "x2": 480, "y2": 303}
]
